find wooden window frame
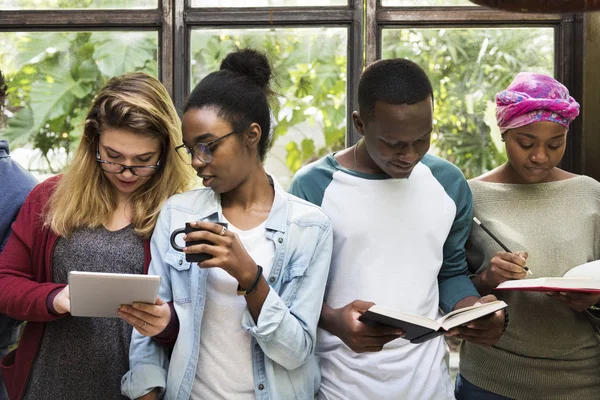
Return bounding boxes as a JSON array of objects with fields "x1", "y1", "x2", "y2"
[
  {"x1": 0, "y1": 1, "x2": 591, "y2": 175},
  {"x1": 0, "y1": 2, "x2": 174, "y2": 94}
]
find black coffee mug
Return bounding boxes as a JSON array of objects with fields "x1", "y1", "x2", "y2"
[{"x1": 170, "y1": 222, "x2": 228, "y2": 263}]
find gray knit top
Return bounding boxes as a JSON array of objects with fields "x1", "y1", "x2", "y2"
[
  {"x1": 25, "y1": 225, "x2": 144, "y2": 400},
  {"x1": 460, "y1": 176, "x2": 600, "y2": 400}
]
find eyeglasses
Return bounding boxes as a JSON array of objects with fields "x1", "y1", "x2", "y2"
[
  {"x1": 96, "y1": 148, "x2": 160, "y2": 177},
  {"x1": 175, "y1": 130, "x2": 237, "y2": 165}
]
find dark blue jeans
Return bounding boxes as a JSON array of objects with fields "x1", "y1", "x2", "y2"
[{"x1": 455, "y1": 374, "x2": 514, "y2": 400}]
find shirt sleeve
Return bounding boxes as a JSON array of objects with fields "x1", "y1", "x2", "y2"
[
  {"x1": 122, "y1": 204, "x2": 173, "y2": 398},
  {"x1": 288, "y1": 157, "x2": 335, "y2": 207},
  {"x1": 241, "y1": 215, "x2": 333, "y2": 371},
  {"x1": 153, "y1": 301, "x2": 179, "y2": 347},
  {"x1": 437, "y1": 176, "x2": 480, "y2": 313},
  {"x1": 0, "y1": 181, "x2": 66, "y2": 322}
]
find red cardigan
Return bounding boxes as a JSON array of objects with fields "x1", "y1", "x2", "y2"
[{"x1": 0, "y1": 176, "x2": 150, "y2": 400}]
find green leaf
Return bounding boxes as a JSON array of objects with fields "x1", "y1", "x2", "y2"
[
  {"x1": 71, "y1": 82, "x2": 93, "y2": 99},
  {"x1": 300, "y1": 138, "x2": 316, "y2": 160},
  {"x1": 7, "y1": 61, "x2": 80, "y2": 145},
  {"x1": 77, "y1": 60, "x2": 100, "y2": 83},
  {"x1": 285, "y1": 141, "x2": 302, "y2": 173},
  {"x1": 3, "y1": 108, "x2": 34, "y2": 146},
  {"x1": 324, "y1": 126, "x2": 345, "y2": 149},
  {"x1": 68, "y1": 107, "x2": 88, "y2": 141},
  {"x1": 15, "y1": 32, "x2": 72, "y2": 66},
  {"x1": 91, "y1": 32, "x2": 157, "y2": 77},
  {"x1": 31, "y1": 70, "x2": 77, "y2": 123}
]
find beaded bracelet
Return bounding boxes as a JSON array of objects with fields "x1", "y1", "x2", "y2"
[{"x1": 237, "y1": 265, "x2": 263, "y2": 296}]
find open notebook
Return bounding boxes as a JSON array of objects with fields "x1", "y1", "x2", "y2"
[
  {"x1": 359, "y1": 300, "x2": 507, "y2": 344},
  {"x1": 496, "y1": 260, "x2": 600, "y2": 293}
]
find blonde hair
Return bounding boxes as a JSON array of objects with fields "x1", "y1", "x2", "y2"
[{"x1": 46, "y1": 72, "x2": 195, "y2": 239}]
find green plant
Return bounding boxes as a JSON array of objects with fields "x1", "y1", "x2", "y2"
[{"x1": 2, "y1": 25, "x2": 554, "y2": 179}]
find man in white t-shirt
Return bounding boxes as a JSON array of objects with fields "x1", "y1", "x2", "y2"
[{"x1": 290, "y1": 58, "x2": 506, "y2": 400}]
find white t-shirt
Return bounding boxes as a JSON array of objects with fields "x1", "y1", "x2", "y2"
[
  {"x1": 190, "y1": 219, "x2": 275, "y2": 400},
  {"x1": 289, "y1": 154, "x2": 475, "y2": 400},
  {"x1": 316, "y1": 168, "x2": 453, "y2": 400}
]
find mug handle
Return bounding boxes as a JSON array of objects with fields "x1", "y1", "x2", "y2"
[{"x1": 170, "y1": 228, "x2": 186, "y2": 252}]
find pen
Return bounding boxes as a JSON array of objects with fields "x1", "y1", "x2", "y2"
[{"x1": 473, "y1": 217, "x2": 532, "y2": 275}]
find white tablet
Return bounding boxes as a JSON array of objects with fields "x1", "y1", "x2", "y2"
[{"x1": 68, "y1": 271, "x2": 161, "y2": 318}]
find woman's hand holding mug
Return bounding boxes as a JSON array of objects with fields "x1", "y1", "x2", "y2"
[{"x1": 171, "y1": 221, "x2": 259, "y2": 288}]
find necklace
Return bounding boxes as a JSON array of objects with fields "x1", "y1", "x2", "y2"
[{"x1": 353, "y1": 139, "x2": 361, "y2": 171}]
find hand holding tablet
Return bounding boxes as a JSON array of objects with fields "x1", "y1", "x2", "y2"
[
  {"x1": 68, "y1": 271, "x2": 161, "y2": 318},
  {"x1": 118, "y1": 296, "x2": 172, "y2": 336}
]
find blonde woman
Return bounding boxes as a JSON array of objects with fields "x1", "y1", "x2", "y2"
[{"x1": 0, "y1": 72, "x2": 194, "y2": 400}]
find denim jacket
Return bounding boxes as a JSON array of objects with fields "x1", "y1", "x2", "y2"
[{"x1": 121, "y1": 179, "x2": 333, "y2": 400}]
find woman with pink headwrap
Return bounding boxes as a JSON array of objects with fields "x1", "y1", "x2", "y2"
[{"x1": 455, "y1": 73, "x2": 600, "y2": 399}]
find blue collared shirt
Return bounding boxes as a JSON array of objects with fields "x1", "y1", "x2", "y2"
[
  {"x1": 0, "y1": 140, "x2": 37, "y2": 396},
  {"x1": 0, "y1": 140, "x2": 38, "y2": 253},
  {"x1": 121, "y1": 179, "x2": 333, "y2": 400}
]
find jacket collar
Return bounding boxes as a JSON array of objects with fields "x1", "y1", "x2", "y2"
[{"x1": 193, "y1": 175, "x2": 288, "y2": 233}]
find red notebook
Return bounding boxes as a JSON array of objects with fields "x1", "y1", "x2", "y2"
[{"x1": 495, "y1": 260, "x2": 600, "y2": 293}]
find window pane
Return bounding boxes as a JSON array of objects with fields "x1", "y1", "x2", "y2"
[
  {"x1": 382, "y1": 0, "x2": 475, "y2": 6},
  {"x1": 190, "y1": 28, "x2": 347, "y2": 188},
  {"x1": 191, "y1": 0, "x2": 346, "y2": 7},
  {"x1": 0, "y1": 31, "x2": 158, "y2": 176},
  {"x1": 381, "y1": 28, "x2": 554, "y2": 179},
  {"x1": 1, "y1": 0, "x2": 156, "y2": 10}
]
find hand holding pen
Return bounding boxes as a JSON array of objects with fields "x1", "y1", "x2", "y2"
[
  {"x1": 470, "y1": 217, "x2": 531, "y2": 295},
  {"x1": 473, "y1": 217, "x2": 531, "y2": 275}
]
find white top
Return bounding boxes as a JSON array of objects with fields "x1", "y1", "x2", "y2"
[
  {"x1": 191, "y1": 219, "x2": 275, "y2": 400},
  {"x1": 290, "y1": 154, "x2": 476, "y2": 400},
  {"x1": 316, "y1": 166, "x2": 454, "y2": 400}
]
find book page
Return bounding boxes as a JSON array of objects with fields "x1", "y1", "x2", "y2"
[
  {"x1": 496, "y1": 277, "x2": 600, "y2": 292},
  {"x1": 563, "y1": 259, "x2": 600, "y2": 278},
  {"x1": 495, "y1": 260, "x2": 600, "y2": 293},
  {"x1": 365, "y1": 305, "x2": 441, "y2": 331},
  {"x1": 437, "y1": 302, "x2": 488, "y2": 321},
  {"x1": 439, "y1": 301, "x2": 507, "y2": 331}
]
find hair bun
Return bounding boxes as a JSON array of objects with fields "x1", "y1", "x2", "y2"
[{"x1": 220, "y1": 49, "x2": 272, "y2": 90}]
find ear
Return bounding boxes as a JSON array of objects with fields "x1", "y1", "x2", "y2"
[
  {"x1": 244, "y1": 122, "x2": 262, "y2": 152},
  {"x1": 352, "y1": 111, "x2": 366, "y2": 138}
]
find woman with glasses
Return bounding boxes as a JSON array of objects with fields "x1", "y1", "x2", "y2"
[
  {"x1": 121, "y1": 49, "x2": 333, "y2": 400},
  {"x1": 0, "y1": 72, "x2": 194, "y2": 400}
]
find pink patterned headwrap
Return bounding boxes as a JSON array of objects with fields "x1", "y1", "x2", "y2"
[{"x1": 496, "y1": 72, "x2": 580, "y2": 133}]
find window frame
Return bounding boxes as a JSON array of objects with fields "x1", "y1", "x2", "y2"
[
  {"x1": 0, "y1": 2, "x2": 173, "y2": 92},
  {"x1": 0, "y1": 0, "x2": 588, "y2": 174}
]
